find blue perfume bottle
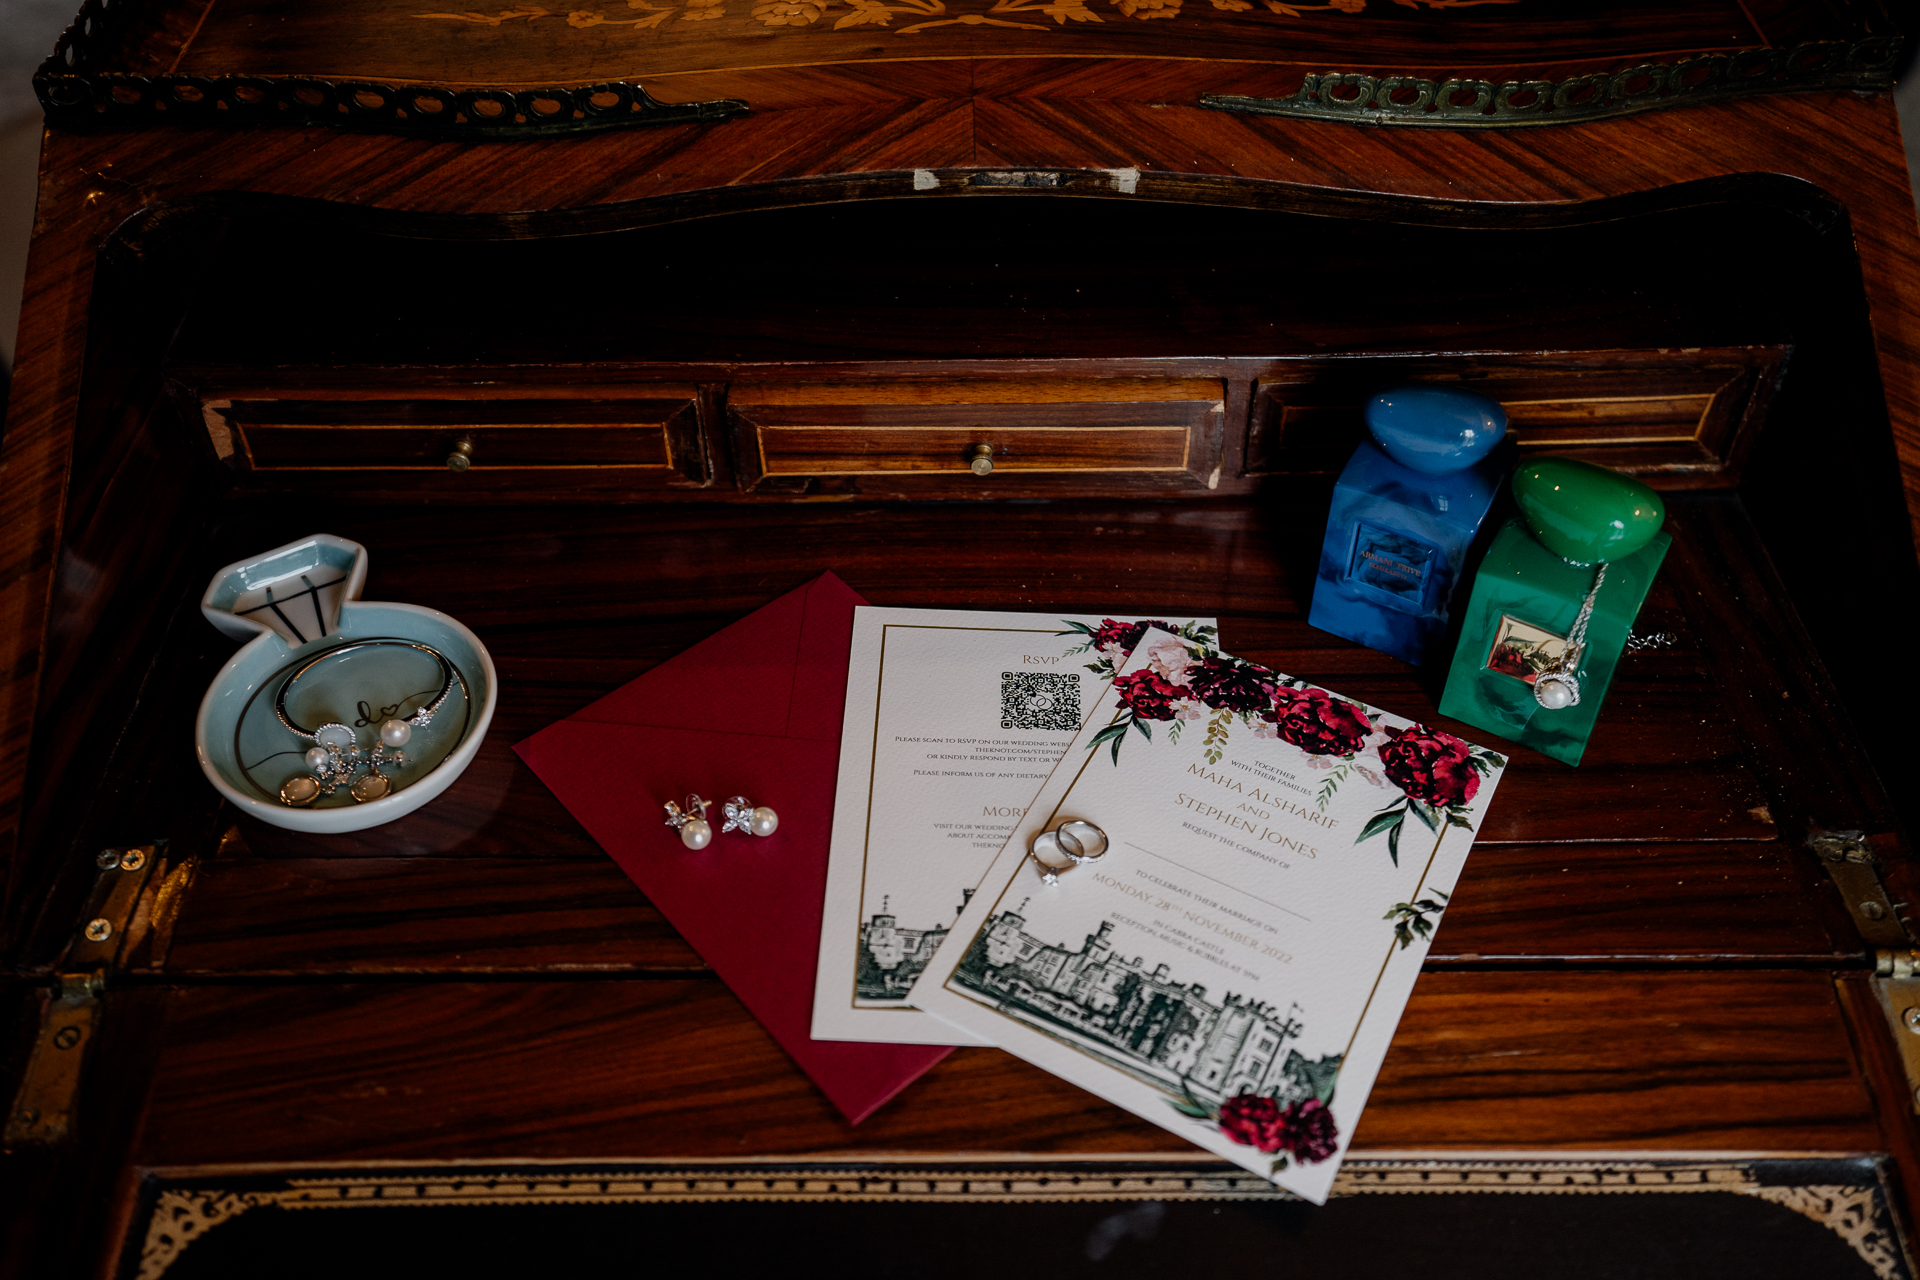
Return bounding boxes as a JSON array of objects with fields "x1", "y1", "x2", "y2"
[{"x1": 1307, "y1": 386, "x2": 1510, "y2": 666}]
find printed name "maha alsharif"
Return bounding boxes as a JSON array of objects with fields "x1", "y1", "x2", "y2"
[{"x1": 1184, "y1": 762, "x2": 1340, "y2": 832}]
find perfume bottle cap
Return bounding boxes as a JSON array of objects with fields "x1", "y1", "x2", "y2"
[
  {"x1": 1365, "y1": 385, "x2": 1508, "y2": 475},
  {"x1": 1513, "y1": 456, "x2": 1666, "y2": 565}
]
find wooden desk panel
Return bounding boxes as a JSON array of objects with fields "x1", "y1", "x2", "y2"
[
  {"x1": 0, "y1": 481, "x2": 1903, "y2": 1275},
  {"x1": 20, "y1": 495, "x2": 1794, "y2": 975},
  {"x1": 124, "y1": 971, "x2": 1882, "y2": 1169},
  {"x1": 148, "y1": 837, "x2": 1848, "y2": 980}
]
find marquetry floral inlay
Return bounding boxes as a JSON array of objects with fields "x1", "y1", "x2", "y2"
[
  {"x1": 415, "y1": 0, "x2": 1515, "y2": 35},
  {"x1": 415, "y1": 2, "x2": 735, "y2": 26}
]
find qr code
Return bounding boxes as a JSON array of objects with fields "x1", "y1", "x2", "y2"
[{"x1": 1001, "y1": 671, "x2": 1083, "y2": 731}]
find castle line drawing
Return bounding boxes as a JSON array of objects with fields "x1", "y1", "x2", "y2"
[{"x1": 949, "y1": 905, "x2": 1340, "y2": 1105}]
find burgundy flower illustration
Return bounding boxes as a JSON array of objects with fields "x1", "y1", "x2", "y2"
[
  {"x1": 1266, "y1": 686, "x2": 1372, "y2": 756},
  {"x1": 1278, "y1": 1098, "x2": 1339, "y2": 1164},
  {"x1": 1114, "y1": 667, "x2": 1188, "y2": 721},
  {"x1": 1092, "y1": 618, "x2": 1183, "y2": 659},
  {"x1": 1216, "y1": 1094, "x2": 1287, "y2": 1153},
  {"x1": 1213, "y1": 1094, "x2": 1340, "y2": 1165},
  {"x1": 1186, "y1": 657, "x2": 1276, "y2": 715},
  {"x1": 1378, "y1": 725, "x2": 1480, "y2": 808}
]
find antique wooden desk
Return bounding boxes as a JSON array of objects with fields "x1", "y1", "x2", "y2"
[{"x1": 5, "y1": 1, "x2": 1920, "y2": 1276}]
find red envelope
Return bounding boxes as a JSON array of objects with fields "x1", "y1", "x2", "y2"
[{"x1": 514, "y1": 572, "x2": 952, "y2": 1124}]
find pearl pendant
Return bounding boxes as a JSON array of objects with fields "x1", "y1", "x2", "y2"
[
  {"x1": 379, "y1": 718, "x2": 412, "y2": 748},
  {"x1": 1534, "y1": 674, "x2": 1578, "y2": 710},
  {"x1": 748, "y1": 806, "x2": 779, "y2": 837},
  {"x1": 681, "y1": 818, "x2": 712, "y2": 850}
]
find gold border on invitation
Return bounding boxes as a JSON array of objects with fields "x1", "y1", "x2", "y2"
[{"x1": 850, "y1": 623, "x2": 1060, "y2": 1012}]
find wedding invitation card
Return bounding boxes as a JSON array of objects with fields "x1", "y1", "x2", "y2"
[
  {"x1": 813, "y1": 608, "x2": 1216, "y2": 1046},
  {"x1": 909, "y1": 629, "x2": 1508, "y2": 1201}
]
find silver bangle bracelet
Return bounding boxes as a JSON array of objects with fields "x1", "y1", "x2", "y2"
[
  {"x1": 271, "y1": 639, "x2": 465, "y2": 806},
  {"x1": 275, "y1": 639, "x2": 457, "y2": 745}
]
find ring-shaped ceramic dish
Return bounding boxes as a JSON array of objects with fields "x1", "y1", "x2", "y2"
[{"x1": 194, "y1": 535, "x2": 497, "y2": 833}]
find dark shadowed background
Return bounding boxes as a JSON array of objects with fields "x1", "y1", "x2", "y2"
[{"x1": 0, "y1": 0, "x2": 1917, "y2": 377}]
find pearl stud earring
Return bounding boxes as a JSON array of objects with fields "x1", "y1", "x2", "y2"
[
  {"x1": 663, "y1": 795, "x2": 713, "y2": 849},
  {"x1": 721, "y1": 795, "x2": 779, "y2": 838}
]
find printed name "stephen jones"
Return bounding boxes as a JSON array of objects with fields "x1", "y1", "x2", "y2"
[{"x1": 1180, "y1": 762, "x2": 1336, "y2": 835}]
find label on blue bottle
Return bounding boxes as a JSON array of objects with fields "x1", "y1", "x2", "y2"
[
  {"x1": 1347, "y1": 522, "x2": 1436, "y2": 602},
  {"x1": 1486, "y1": 614, "x2": 1568, "y2": 685}
]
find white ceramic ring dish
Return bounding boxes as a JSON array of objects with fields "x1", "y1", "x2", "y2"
[{"x1": 194, "y1": 534, "x2": 497, "y2": 834}]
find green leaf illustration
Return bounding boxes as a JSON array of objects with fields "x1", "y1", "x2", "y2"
[
  {"x1": 1388, "y1": 817, "x2": 1402, "y2": 866},
  {"x1": 1407, "y1": 798, "x2": 1440, "y2": 833},
  {"x1": 1182, "y1": 623, "x2": 1221, "y2": 651},
  {"x1": 1384, "y1": 891, "x2": 1450, "y2": 949},
  {"x1": 1356, "y1": 806, "x2": 1406, "y2": 843},
  {"x1": 1445, "y1": 809, "x2": 1474, "y2": 831},
  {"x1": 1203, "y1": 707, "x2": 1232, "y2": 765},
  {"x1": 1314, "y1": 1057, "x2": 1342, "y2": 1105},
  {"x1": 1315, "y1": 761, "x2": 1350, "y2": 812},
  {"x1": 1168, "y1": 1080, "x2": 1217, "y2": 1121},
  {"x1": 1270, "y1": 1154, "x2": 1291, "y2": 1174},
  {"x1": 1132, "y1": 717, "x2": 1152, "y2": 741}
]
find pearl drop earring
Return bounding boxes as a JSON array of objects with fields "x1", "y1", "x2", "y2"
[
  {"x1": 721, "y1": 795, "x2": 779, "y2": 838},
  {"x1": 663, "y1": 795, "x2": 713, "y2": 849}
]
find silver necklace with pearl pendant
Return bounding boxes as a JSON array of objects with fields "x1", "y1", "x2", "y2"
[{"x1": 1532, "y1": 561, "x2": 1607, "y2": 712}]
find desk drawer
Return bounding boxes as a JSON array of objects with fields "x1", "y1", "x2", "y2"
[
  {"x1": 204, "y1": 392, "x2": 707, "y2": 485},
  {"x1": 727, "y1": 378, "x2": 1225, "y2": 492},
  {"x1": 1246, "y1": 352, "x2": 1787, "y2": 487}
]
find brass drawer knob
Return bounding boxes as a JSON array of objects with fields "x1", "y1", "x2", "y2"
[
  {"x1": 446, "y1": 437, "x2": 474, "y2": 472},
  {"x1": 969, "y1": 443, "x2": 994, "y2": 476}
]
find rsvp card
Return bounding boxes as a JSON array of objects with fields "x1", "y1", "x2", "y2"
[
  {"x1": 910, "y1": 629, "x2": 1507, "y2": 1201},
  {"x1": 813, "y1": 608, "x2": 1216, "y2": 1046}
]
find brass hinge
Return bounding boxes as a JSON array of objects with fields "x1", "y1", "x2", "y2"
[
  {"x1": 4, "y1": 845, "x2": 160, "y2": 1147},
  {"x1": 1811, "y1": 831, "x2": 1920, "y2": 1113}
]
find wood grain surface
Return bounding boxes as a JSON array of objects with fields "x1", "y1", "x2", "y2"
[
  {"x1": 3, "y1": 493, "x2": 1795, "y2": 978},
  {"x1": 5, "y1": 46, "x2": 1920, "y2": 1275},
  {"x1": 0, "y1": 484, "x2": 1888, "y2": 1278},
  {"x1": 5, "y1": 86, "x2": 1918, "y2": 916},
  {"x1": 146, "y1": 837, "x2": 1848, "y2": 979},
  {"x1": 119, "y1": 971, "x2": 1881, "y2": 1169},
  {"x1": 72, "y1": 0, "x2": 1889, "y2": 96}
]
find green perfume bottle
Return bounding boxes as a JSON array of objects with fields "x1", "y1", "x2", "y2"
[{"x1": 1437, "y1": 457, "x2": 1669, "y2": 767}]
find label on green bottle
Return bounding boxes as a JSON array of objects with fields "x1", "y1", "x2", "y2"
[
  {"x1": 1348, "y1": 522, "x2": 1435, "y2": 602},
  {"x1": 1486, "y1": 614, "x2": 1568, "y2": 686}
]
